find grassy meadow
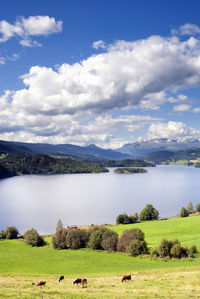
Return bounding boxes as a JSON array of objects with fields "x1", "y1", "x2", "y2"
[{"x1": 1, "y1": 215, "x2": 200, "y2": 298}]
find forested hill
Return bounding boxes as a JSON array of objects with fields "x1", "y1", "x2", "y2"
[
  {"x1": 0, "y1": 153, "x2": 108, "y2": 179},
  {"x1": 143, "y1": 148, "x2": 200, "y2": 164},
  {"x1": 101, "y1": 159, "x2": 155, "y2": 167},
  {"x1": 0, "y1": 140, "x2": 130, "y2": 161}
]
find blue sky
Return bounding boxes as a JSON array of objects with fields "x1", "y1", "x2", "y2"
[{"x1": 1, "y1": 0, "x2": 200, "y2": 148}]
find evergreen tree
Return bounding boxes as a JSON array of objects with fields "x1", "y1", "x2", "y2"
[
  {"x1": 187, "y1": 201, "x2": 194, "y2": 214},
  {"x1": 56, "y1": 219, "x2": 63, "y2": 231},
  {"x1": 179, "y1": 207, "x2": 189, "y2": 218}
]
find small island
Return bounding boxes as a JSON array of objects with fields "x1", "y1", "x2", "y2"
[{"x1": 114, "y1": 167, "x2": 147, "y2": 174}]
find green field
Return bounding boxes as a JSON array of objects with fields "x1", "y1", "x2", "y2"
[{"x1": 1, "y1": 216, "x2": 200, "y2": 298}]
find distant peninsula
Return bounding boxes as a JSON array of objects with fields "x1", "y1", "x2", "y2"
[
  {"x1": 114, "y1": 167, "x2": 147, "y2": 174},
  {"x1": 0, "y1": 153, "x2": 108, "y2": 179}
]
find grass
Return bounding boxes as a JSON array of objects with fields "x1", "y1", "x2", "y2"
[
  {"x1": 1, "y1": 216, "x2": 200, "y2": 297},
  {"x1": 108, "y1": 215, "x2": 200, "y2": 249},
  {"x1": 1, "y1": 268, "x2": 200, "y2": 298}
]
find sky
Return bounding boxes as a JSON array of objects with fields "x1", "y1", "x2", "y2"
[{"x1": 1, "y1": 0, "x2": 200, "y2": 148}]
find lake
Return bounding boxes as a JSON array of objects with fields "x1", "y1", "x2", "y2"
[{"x1": 0, "y1": 165, "x2": 200, "y2": 234}]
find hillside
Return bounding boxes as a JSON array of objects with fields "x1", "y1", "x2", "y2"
[
  {"x1": 118, "y1": 138, "x2": 200, "y2": 157},
  {"x1": 0, "y1": 153, "x2": 108, "y2": 178},
  {"x1": 101, "y1": 159, "x2": 155, "y2": 167},
  {"x1": 0, "y1": 140, "x2": 130, "y2": 161}
]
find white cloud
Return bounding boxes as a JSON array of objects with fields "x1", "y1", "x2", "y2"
[
  {"x1": 1, "y1": 28, "x2": 200, "y2": 145},
  {"x1": 171, "y1": 24, "x2": 200, "y2": 36},
  {"x1": 172, "y1": 104, "x2": 191, "y2": 112},
  {"x1": 0, "y1": 16, "x2": 62, "y2": 47},
  {"x1": 147, "y1": 121, "x2": 200, "y2": 140},
  {"x1": 93, "y1": 40, "x2": 106, "y2": 49},
  {"x1": 193, "y1": 107, "x2": 200, "y2": 113}
]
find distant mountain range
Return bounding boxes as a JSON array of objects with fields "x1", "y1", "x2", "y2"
[
  {"x1": 117, "y1": 138, "x2": 200, "y2": 157},
  {"x1": 1, "y1": 138, "x2": 200, "y2": 162},
  {"x1": 0, "y1": 140, "x2": 130, "y2": 161}
]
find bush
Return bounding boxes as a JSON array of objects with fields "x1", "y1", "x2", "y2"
[
  {"x1": 4, "y1": 226, "x2": 19, "y2": 239},
  {"x1": 188, "y1": 245, "x2": 197, "y2": 257},
  {"x1": 196, "y1": 203, "x2": 200, "y2": 212},
  {"x1": 116, "y1": 213, "x2": 129, "y2": 224},
  {"x1": 170, "y1": 243, "x2": 188, "y2": 259},
  {"x1": 24, "y1": 229, "x2": 45, "y2": 247},
  {"x1": 52, "y1": 228, "x2": 88, "y2": 249},
  {"x1": 179, "y1": 207, "x2": 189, "y2": 218},
  {"x1": 117, "y1": 228, "x2": 146, "y2": 252},
  {"x1": 101, "y1": 230, "x2": 118, "y2": 252},
  {"x1": 158, "y1": 239, "x2": 179, "y2": 258},
  {"x1": 127, "y1": 239, "x2": 148, "y2": 256},
  {"x1": 139, "y1": 204, "x2": 159, "y2": 221},
  {"x1": 87, "y1": 226, "x2": 118, "y2": 251},
  {"x1": 0, "y1": 230, "x2": 6, "y2": 239},
  {"x1": 128, "y1": 213, "x2": 139, "y2": 224},
  {"x1": 65, "y1": 229, "x2": 89, "y2": 249}
]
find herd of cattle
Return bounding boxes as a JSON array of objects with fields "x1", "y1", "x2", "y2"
[{"x1": 35, "y1": 274, "x2": 132, "y2": 287}]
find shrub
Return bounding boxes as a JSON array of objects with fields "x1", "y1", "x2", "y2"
[
  {"x1": 187, "y1": 201, "x2": 194, "y2": 214},
  {"x1": 24, "y1": 229, "x2": 45, "y2": 247},
  {"x1": 158, "y1": 239, "x2": 180, "y2": 258},
  {"x1": 4, "y1": 226, "x2": 19, "y2": 239},
  {"x1": 52, "y1": 228, "x2": 88, "y2": 249},
  {"x1": 179, "y1": 207, "x2": 189, "y2": 218},
  {"x1": 87, "y1": 226, "x2": 107, "y2": 250},
  {"x1": 170, "y1": 243, "x2": 188, "y2": 259},
  {"x1": 188, "y1": 245, "x2": 197, "y2": 257},
  {"x1": 127, "y1": 239, "x2": 148, "y2": 256},
  {"x1": 128, "y1": 213, "x2": 139, "y2": 223},
  {"x1": 101, "y1": 230, "x2": 118, "y2": 252},
  {"x1": 117, "y1": 228, "x2": 146, "y2": 252},
  {"x1": 0, "y1": 230, "x2": 6, "y2": 239},
  {"x1": 139, "y1": 204, "x2": 159, "y2": 221},
  {"x1": 65, "y1": 228, "x2": 89, "y2": 249},
  {"x1": 52, "y1": 228, "x2": 69, "y2": 249},
  {"x1": 196, "y1": 203, "x2": 200, "y2": 212},
  {"x1": 116, "y1": 213, "x2": 129, "y2": 224}
]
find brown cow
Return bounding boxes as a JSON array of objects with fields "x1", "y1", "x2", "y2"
[
  {"x1": 121, "y1": 275, "x2": 131, "y2": 282},
  {"x1": 81, "y1": 278, "x2": 87, "y2": 286},
  {"x1": 37, "y1": 281, "x2": 46, "y2": 286}
]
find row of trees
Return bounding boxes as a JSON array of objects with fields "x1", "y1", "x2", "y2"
[
  {"x1": 52, "y1": 226, "x2": 148, "y2": 256},
  {"x1": 180, "y1": 201, "x2": 200, "y2": 218},
  {"x1": 116, "y1": 204, "x2": 159, "y2": 224}
]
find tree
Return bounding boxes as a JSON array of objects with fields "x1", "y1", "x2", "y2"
[
  {"x1": 126, "y1": 239, "x2": 148, "y2": 256},
  {"x1": 139, "y1": 204, "x2": 159, "y2": 221},
  {"x1": 117, "y1": 228, "x2": 146, "y2": 252},
  {"x1": 128, "y1": 213, "x2": 139, "y2": 223},
  {"x1": 196, "y1": 203, "x2": 200, "y2": 212},
  {"x1": 56, "y1": 219, "x2": 63, "y2": 232},
  {"x1": 4, "y1": 226, "x2": 19, "y2": 239},
  {"x1": 24, "y1": 229, "x2": 45, "y2": 247},
  {"x1": 101, "y1": 230, "x2": 118, "y2": 252},
  {"x1": 187, "y1": 201, "x2": 194, "y2": 214},
  {"x1": 179, "y1": 207, "x2": 189, "y2": 218},
  {"x1": 116, "y1": 213, "x2": 129, "y2": 224}
]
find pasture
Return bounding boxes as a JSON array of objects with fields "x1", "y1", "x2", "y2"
[{"x1": 1, "y1": 215, "x2": 200, "y2": 298}]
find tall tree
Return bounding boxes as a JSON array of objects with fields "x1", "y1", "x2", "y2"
[{"x1": 56, "y1": 219, "x2": 63, "y2": 231}]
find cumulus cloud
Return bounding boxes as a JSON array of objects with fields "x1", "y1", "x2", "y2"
[
  {"x1": 172, "y1": 104, "x2": 191, "y2": 112},
  {"x1": 147, "y1": 121, "x2": 200, "y2": 140},
  {"x1": 0, "y1": 16, "x2": 62, "y2": 46},
  {"x1": 2, "y1": 27, "x2": 200, "y2": 145}
]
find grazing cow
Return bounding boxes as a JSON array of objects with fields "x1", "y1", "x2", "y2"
[
  {"x1": 73, "y1": 278, "x2": 82, "y2": 285},
  {"x1": 81, "y1": 278, "x2": 87, "y2": 286},
  {"x1": 37, "y1": 281, "x2": 46, "y2": 286},
  {"x1": 121, "y1": 275, "x2": 131, "y2": 282},
  {"x1": 59, "y1": 275, "x2": 64, "y2": 282}
]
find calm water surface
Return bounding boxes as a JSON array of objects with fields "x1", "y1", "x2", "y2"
[{"x1": 0, "y1": 165, "x2": 200, "y2": 234}]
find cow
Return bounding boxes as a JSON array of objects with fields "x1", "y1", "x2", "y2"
[
  {"x1": 37, "y1": 281, "x2": 46, "y2": 286},
  {"x1": 59, "y1": 275, "x2": 64, "y2": 282},
  {"x1": 73, "y1": 278, "x2": 82, "y2": 285},
  {"x1": 81, "y1": 278, "x2": 87, "y2": 286},
  {"x1": 121, "y1": 275, "x2": 131, "y2": 282}
]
